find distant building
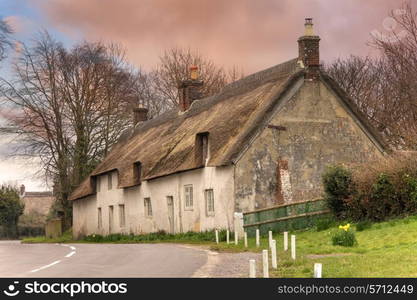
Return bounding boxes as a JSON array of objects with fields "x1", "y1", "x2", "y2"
[
  {"x1": 19, "y1": 184, "x2": 55, "y2": 223},
  {"x1": 69, "y1": 19, "x2": 387, "y2": 238}
]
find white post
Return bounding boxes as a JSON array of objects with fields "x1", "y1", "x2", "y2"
[
  {"x1": 268, "y1": 230, "x2": 273, "y2": 248},
  {"x1": 244, "y1": 232, "x2": 248, "y2": 248},
  {"x1": 234, "y1": 231, "x2": 238, "y2": 245},
  {"x1": 256, "y1": 229, "x2": 260, "y2": 247},
  {"x1": 284, "y1": 231, "x2": 288, "y2": 251},
  {"x1": 291, "y1": 235, "x2": 296, "y2": 260},
  {"x1": 262, "y1": 249, "x2": 269, "y2": 278},
  {"x1": 249, "y1": 259, "x2": 256, "y2": 278},
  {"x1": 314, "y1": 263, "x2": 322, "y2": 278},
  {"x1": 226, "y1": 230, "x2": 230, "y2": 244},
  {"x1": 215, "y1": 229, "x2": 219, "y2": 244},
  {"x1": 271, "y1": 240, "x2": 277, "y2": 269}
]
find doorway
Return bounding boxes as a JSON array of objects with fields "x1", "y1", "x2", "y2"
[{"x1": 167, "y1": 196, "x2": 174, "y2": 234}]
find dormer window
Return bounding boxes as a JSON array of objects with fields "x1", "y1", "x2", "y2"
[
  {"x1": 195, "y1": 132, "x2": 209, "y2": 166},
  {"x1": 133, "y1": 161, "x2": 142, "y2": 185}
]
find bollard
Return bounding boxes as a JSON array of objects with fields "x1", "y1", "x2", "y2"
[
  {"x1": 249, "y1": 259, "x2": 256, "y2": 278},
  {"x1": 215, "y1": 229, "x2": 219, "y2": 244},
  {"x1": 268, "y1": 230, "x2": 273, "y2": 248},
  {"x1": 284, "y1": 231, "x2": 288, "y2": 251},
  {"x1": 235, "y1": 231, "x2": 238, "y2": 245},
  {"x1": 256, "y1": 229, "x2": 260, "y2": 247},
  {"x1": 262, "y1": 249, "x2": 269, "y2": 278},
  {"x1": 314, "y1": 263, "x2": 322, "y2": 278},
  {"x1": 244, "y1": 232, "x2": 248, "y2": 248},
  {"x1": 271, "y1": 240, "x2": 277, "y2": 269},
  {"x1": 291, "y1": 235, "x2": 296, "y2": 260},
  {"x1": 227, "y1": 230, "x2": 230, "y2": 244}
]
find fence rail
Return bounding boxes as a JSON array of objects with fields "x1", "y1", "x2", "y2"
[{"x1": 243, "y1": 198, "x2": 330, "y2": 236}]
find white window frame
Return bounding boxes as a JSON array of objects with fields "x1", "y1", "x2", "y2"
[
  {"x1": 119, "y1": 204, "x2": 125, "y2": 227},
  {"x1": 184, "y1": 185, "x2": 193, "y2": 210},
  {"x1": 144, "y1": 198, "x2": 152, "y2": 217},
  {"x1": 205, "y1": 189, "x2": 215, "y2": 216}
]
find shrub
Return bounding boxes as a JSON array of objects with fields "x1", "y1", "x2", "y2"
[
  {"x1": 355, "y1": 220, "x2": 372, "y2": 232},
  {"x1": 315, "y1": 216, "x2": 335, "y2": 231},
  {"x1": 0, "y1": 185, "x2": 24, "y2": 239},
  {"x1": 322, "y1": 165, "x2": 355, "y2": 219},
  {"x1": 331, "y1": 224, "x2": 357, "y2": 247}
]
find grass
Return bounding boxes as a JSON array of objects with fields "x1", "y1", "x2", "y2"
[
  {"x1": 211, "y1": 215, "x2": 417, "y2": 277},
  {"x1": 21, "y1": 229, "x2": 228, "y2": 245}
]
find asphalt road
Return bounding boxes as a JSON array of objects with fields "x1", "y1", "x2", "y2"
[{"x1": 0, "y1": 241, "x2": 208, "y2": 277}]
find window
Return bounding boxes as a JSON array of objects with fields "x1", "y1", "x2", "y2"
[
  {"x1": 119, "y1": 204, "x2": 125, "y2": 227},
  {"x1": 98, "y1": 207, "x2": 102, "y2": 229},
  {"x1": 108, "y1": 173, "x2": 112, "y2": 190},
  {"x1": 96, "y1": 177, "x2": 101, "y2": 192},
  {"x1": 205, "y1": 189, "x2": 215, "y2": 216},
  {"x1": 144, "y1": 198, "x2": 152, "y2": 217},
  {"x1": 195, "y1": 132, "x2": 209, "y2": 165},
  {"x1": 184, "y1": 185, "x2": 193, "y2": 210},
  {"x1": 109, "y1": 205, "x2": 114, "y2": 233}
]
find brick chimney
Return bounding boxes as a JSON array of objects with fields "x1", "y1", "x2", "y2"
[
  {"x1": 133, "y1": 107, "x2": 148, "y2": 126},
  {"x1": 178, "y1": 65, "x2": 203, "y2": 112},
  {"x1": 298, "y1": 18, "x2": 320, "y2": 80}
]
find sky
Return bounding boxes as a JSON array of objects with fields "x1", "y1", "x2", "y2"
[{"x1": 0, "y1": 0, "x2": 413, "y2": 191}]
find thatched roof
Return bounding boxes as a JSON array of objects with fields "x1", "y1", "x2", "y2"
[{"x1": 69, "y1": 58, "x2": 388, "y2": 201}]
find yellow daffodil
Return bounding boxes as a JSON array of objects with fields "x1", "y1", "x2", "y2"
[{"x1": 338, "y1": 224, "x2": 350, "y2": 231}]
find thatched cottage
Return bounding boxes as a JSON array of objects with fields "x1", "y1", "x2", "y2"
[{"x1": 69, "y1": 19, "x2": 387, "y2": 238}]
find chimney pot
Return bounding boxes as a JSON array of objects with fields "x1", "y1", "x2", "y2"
[
  {"x1": 20, "y1": 184, "x2": 25, "y2": 196},
  {"x1": 133, "y1": 107, "x2": 148, "y2": 125}
]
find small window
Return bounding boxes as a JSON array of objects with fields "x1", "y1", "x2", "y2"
[
  {"x1": 98, "y1": 207, "x2": 102, "y2": 229},
  {"x1": 96, "y1": 177, "x2": 101, "y2": 192},
  {"x1": 184, "y1": 185, "x2": 193, "y2": 210},
  {"x1": 133, "y1": 161, "x2": 142, "y2": 184},
  {"x1": 119, "y1": 204, "x2": 125, "y2": 227},
  {"x1": 108, "y1": 173, "x2": 112, "y2": 190},
  {"x1": 205, "y1": 189, "x2": 215, "y2": 216},
  {"x1": 144, "y1": 198, "x2": 152, "y2": 217}
]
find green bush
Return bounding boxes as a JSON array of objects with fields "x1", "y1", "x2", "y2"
[
  {"x1": 315, "y1": 216, "x2": 335, "y2": 231},
  {"x1": 355, "y1": 220, "x2": 372, "y2": 232},
  {"x1": 332, "y1": 227, "x2": 357, "y2": 247},
  {"x1": 0, "y1": 185, "x2": 24, "y2": 239},
  {"x1": 322, "y1": 165, "x2": 354, "y2": 219}
]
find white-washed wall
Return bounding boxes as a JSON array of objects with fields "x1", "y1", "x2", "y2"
[{"x1": 72, "y1": 166, "x2": 235, "y2": 238}]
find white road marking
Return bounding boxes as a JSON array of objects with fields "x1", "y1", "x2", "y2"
[
  {"x1": 65, "y1": 251, "x2": 76, "y2": 258},
  {"x1": 70, "y1": 246, "x2": 76, "y2": 250},
  {"x1": 30, "y1": 260, "x2": 61, "y2": 273}
]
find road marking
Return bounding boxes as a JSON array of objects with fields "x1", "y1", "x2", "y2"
[
  {"x1": 70, "y1": 246, "x2": 76, "y2": 250},
  {"x1": 65, "y1": 251, "x2": 76, "y2": 258},
  {"x1": 30, "y1": 260, "x2": 61, "y2": 273}
]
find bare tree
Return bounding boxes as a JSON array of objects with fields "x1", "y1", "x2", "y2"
[
  {"x1": 151, "y1": 47, "x2": 244, "y2": 111},
  {"x1": 326, "y1": 3, "x2": 417, "y2": 150},
  {"x1": 0, "y1": 19, "x2": 12, "y2": 62},
  {"x1": 0, "y1": 32, "x2": 138, "y2": 226}
]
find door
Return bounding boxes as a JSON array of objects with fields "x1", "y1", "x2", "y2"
[
  {"x1": 167, "y1": 196, "x2": 174, "y2": 234},
  {"x1": 109, "y1": 205, "x2": 114, "y2": 233}
]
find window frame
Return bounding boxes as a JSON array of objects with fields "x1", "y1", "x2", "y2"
[
  {"x1": 184, "y1": 184, "x2": 194, "y2": 210},
  {"x1": 204, "y1": 189, "x2": 215, "y2": 216},
  {"x1": 144, "y1": 198, "x2": 152, "y2": 217}
]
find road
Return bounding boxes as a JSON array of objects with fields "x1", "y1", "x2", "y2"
[{"x1": 0, "y1": 241, "x2": 208, "y2": 277}]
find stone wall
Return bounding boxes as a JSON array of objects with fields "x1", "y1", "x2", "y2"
[{"x1": 234, "y1": 80, "x2": 385, "y2": 212}]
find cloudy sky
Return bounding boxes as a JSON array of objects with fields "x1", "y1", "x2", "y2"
[{"x1": 0, "y1": 0, "x2": 413, "y2": 190}]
